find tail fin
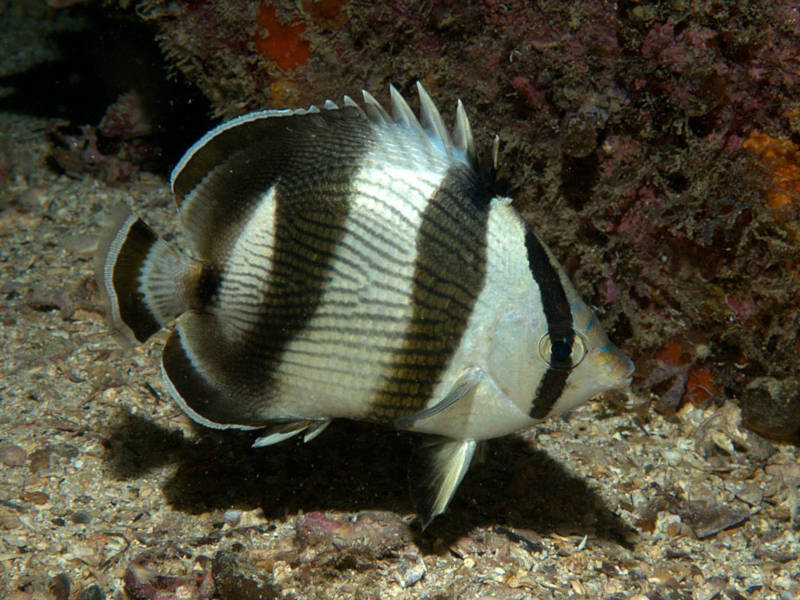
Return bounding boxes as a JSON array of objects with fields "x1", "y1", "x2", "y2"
[{"x1": 95, "y1": 204, "x2": 198, "y2": 345}]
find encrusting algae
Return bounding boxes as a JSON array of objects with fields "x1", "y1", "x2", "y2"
[
  {"x1": 743, "y1": 130, "x2": 800, "y2": 210},
  {"x1": 254, "y1": 3, "x2": 312, "y2": 71}
]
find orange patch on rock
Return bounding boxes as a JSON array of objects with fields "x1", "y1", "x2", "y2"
[
  {"x1": 743, "y1": 130, "x2": 800, "y2": 210},
  {"x1": 254, "y1": 4, "x2": 312, "y2": 71},
  {"x1": 684, "y1": 367, "x2": 716, "y2": 405},
  {"x1": 655, "y1": 341, "x2": 685, "y2": 367}
]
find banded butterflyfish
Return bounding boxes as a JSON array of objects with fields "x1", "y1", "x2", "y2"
[{"x1": 96, "y1": 83, "x2": 634, "y2": 527}]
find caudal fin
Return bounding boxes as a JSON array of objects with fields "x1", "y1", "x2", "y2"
[{"x1": 95, "y1": 204, "x2": 197, "y2": 345}]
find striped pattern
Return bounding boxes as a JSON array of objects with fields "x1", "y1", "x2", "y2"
[
  {"x1": 160, "y1": 96, "x2": 495, "y2": 427},
  {"x1": 153, "y1": 86, "x2": 587, "y2": 429},
  {"x1": 267, "y1": 122, "x2": 489, "y2": 422},
  {"x1": 163, "y1": 110, "x2": 373, "y2": 425},
  {"x1": 173, "y1": 108, "x2": 367, "y2": 261}
]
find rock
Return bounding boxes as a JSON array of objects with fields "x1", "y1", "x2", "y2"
[
  {"x1": 295, "y1": 510, "x2": 412, "y2": 558},
  {"x1": 212, "y1": 550, "x2": 280, "y2": 600},
  {"x1": 28, "y1": 447, "x2": 52, "y2": 473},
  {"x1": 22, "y1": 491, "x2": 48, "y2": 505},
  {"x1": 223, "y1": 509, "x2": 242, "y2": 527},
  {"x1": 680, "y1": 500, "x2": 751, "y2": 539},
  {"x1": 393, "y1": 555, "x2": 426, "y2": 588},
  {"x1": 70, "y1": 510, "x2": 92, "y2": 525},
  {"x1": 741, "y1": 377, "x2": 800, "y2": 443},
  {"x1": 0, "y1": 508, "x2": 22, "y2": 530},
  {"x1": 124, "y1": 551, "x2": 214, "y2": 600}
]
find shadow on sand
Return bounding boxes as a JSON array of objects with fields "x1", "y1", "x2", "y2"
[{"x1": 106, "y1": 411, "x2": 635, "y2": 549}]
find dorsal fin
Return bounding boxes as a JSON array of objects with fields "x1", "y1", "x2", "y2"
[
  {"x1": 171, "y1": 107, "x2": 312, "y2": 201},
  {"x1": 168, "y1": 84, "x2": 483, "y2": 261},
  {"x1": 168, "y1": 105, "x2": 367, "y2": 260},
  {"x1": 416, "y1": 82, "x2": 452, "y2": 150}
]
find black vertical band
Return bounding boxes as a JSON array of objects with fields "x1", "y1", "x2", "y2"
[
  {"x1": 371, "y1": 163, "x2": 492, "y2": 420},
  {"x1": 525, "y1": 229, "x2": 574, "y2": 418}
]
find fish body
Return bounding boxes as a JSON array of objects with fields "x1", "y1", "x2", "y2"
[{"x1": 97, "y1": 84, "x2": 633, "y2": 525}]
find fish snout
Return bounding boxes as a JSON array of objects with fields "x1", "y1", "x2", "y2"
[{"x1": 593, "y1": 344, "x2": 635, "y2": 391}]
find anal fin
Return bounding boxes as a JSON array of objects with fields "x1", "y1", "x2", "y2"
[
  {"x1": 161, "y1": 329, "x2": 257, "y2": 431},
  {"x1": 251, "y1": 419, "x2": 331, "y2": 448},
  {"x1": 411, "y1": 436, "x2": 477, "y2": 528}
]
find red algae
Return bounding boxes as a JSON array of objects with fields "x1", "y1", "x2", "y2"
[{"x1": 254, "y1": 3, "x2": 312, "y2": 71}]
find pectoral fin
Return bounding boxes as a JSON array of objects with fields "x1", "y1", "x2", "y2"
[
  {"x1": 394, "y1": 367, "x2": 483, "y2": 429},
  {"x1": 411, "y1": 436, "x2": 478, "y2": 528}
]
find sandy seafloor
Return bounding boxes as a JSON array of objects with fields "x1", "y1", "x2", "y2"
[
  {"x1": 0, "y1": 15, "x2": 799, "y2": 600},
  {"x1": 1, "y1": 107, "x2": 800, "y2": 600}
]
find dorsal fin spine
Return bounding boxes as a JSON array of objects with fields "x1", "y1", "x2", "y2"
[
  {"x1": 389, "y1": 84, "x2": 425, "y2": 135},
  {"x1": 416, "y1": 82, "x2": 452, "y2": 150},
  {"x1": 453, "y1": 99, "x2": 475, "y2": 161},
  {"x1": 361, "y1": 89, "x2": 391, "y2": 123}
]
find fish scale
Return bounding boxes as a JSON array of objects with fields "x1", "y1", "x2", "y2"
[{"x1": 95, "y1": 83, "x2": 634, "y2": 526}]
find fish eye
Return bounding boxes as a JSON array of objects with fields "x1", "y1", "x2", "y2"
[{"x1": 538, "y1": 330, "x2": 588, "y2": 370}]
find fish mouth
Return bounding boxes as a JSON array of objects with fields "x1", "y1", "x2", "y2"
[
  {"x1": 595, "y1": 347, "x2": 635, "y2": 390},
  {"x1": 620, "y1": 354, "x2": 635, "y2": 379}
]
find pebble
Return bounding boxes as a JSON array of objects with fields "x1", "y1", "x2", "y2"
[
  {"x1": 394, "y1": 556, "x2": 426, "y2": 588},
  {"x1": 223, "y1": 509, "x2": 242, "y2": 527},
  {"x1": 295, "y1": 510, "x2": 412, "y2": 555},
  {"x1": 28, "y1": 447, "x2": 52, "y2": 473},
  {"x1": 70, "y1": 510, "x2": 92, "y2": 525},
  {"x1": 22, "y1": 491, "x2": 49, "y2": 505},
  {"x1": 212, "y1": 550, "x2": 280, "y2": 600},
  {"x1": 0, "y1": 443, "x2": 26, "y2": 467},
  {"x1": 0, "y1": 508, "x2": 22, "y2": 530},
  {"x1": 49, "y1": 573, "x2": 70, "y2": 600},
  {"x1": 662, "y1": 449, "x2": 682, "y2": 466}
]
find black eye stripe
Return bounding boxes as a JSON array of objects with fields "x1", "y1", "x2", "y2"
[{"x1": 524, "y1": 230, "x2": 574, "y2": 418}]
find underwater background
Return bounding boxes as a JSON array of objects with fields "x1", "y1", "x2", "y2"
[{"x1": 0, "y1": 1, "x2": 798, "y2": 598}]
